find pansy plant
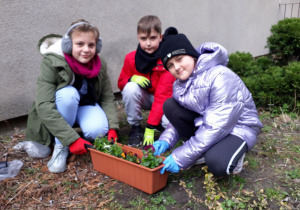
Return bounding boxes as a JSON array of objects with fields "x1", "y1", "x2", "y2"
[
  {"x1": 93, "y1": 137, "x2": 163, "y2": 169},
  {"x1": 122, "y1": 151, "x2": 141, "y2": 164},
  {"x1": 140, "y1": 145, "x2": 163, "y2": 169},
  {"x1": 94, "y1": 136, "x2": 123, "y2": 158}
]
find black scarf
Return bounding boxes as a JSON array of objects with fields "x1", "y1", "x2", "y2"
[
  {"x1": 73, "y1": 74, "x2": 97, "y2": 106},
  {"x1": 135, "y1": 44, "x2": 161, "y2": 74}
]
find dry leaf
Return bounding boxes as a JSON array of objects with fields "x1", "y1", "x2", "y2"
[{"x1": 97, "y1": 199, "x2": 112, "y2": 208}]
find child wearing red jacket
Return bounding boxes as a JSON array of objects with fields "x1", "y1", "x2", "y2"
[{"x1": 118, "y1": 15, "x2": 175, "y2": 147}]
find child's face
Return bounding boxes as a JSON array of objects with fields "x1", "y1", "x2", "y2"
[
  {"x1": 71, "y1": 31, "x2": 96, "y2": 64},
  {"x1": 166, "y1": 55, "x2": 196, "y2": 81},
  {"x1": 137, "y1": 29, "x2": 162, "y2": 54}
]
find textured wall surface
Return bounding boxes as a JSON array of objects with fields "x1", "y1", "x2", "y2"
[{"x1": 0, "y1": 0, "x2": 280, "y2": 121}]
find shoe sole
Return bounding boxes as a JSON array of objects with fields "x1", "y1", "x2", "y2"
[
  {"x1": 127, "y1": 142, "x2": 141, "y2": 147},
  {"x1": 232, "y1": 154, "x2": 245, "y2": 175},
  {"x1": 48, "y1": 166, "x2": 67, "y2": 173}
]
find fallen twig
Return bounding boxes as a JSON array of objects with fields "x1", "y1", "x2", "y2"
[
  {"x1": 254, "y1": 176, "x2": 275, "y2": 182},
  {"x1": 2, "y1": 180, "x2": 33, "y2": 210},
  {"x1": 31, "y1": 198, "x2": 52, "y2": 207}
]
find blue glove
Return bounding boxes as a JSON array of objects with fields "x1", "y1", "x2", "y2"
[
  {"x1": 153, "y1": 140, "x2": 169, "y2": 156},
  {"x1": 160, "y1": 155, "x2": 180, "y2": 174}
]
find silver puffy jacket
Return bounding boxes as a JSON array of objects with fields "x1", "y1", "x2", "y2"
[{"x1": 159, "y1": 42, "x2": 263, "y2": 169}]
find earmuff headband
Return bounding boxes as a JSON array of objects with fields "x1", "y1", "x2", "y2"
[
  {"x1": 61, "y1": 22, "x2": 102, "y2": 54},
  {"x1": 64, "y1": 22, "x2": 94, "y2": 39}
]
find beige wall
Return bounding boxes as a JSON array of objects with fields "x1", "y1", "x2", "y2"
[{"x1": 0, "y1": 0, "x2": 282, "y2": 121}]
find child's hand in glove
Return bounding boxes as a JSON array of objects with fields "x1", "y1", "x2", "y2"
[
  {"x1": 130, "y1": 75, "x2": 151, "y2": 89},
  {"x1": 69, "y1": 137, "x2": 92, "y2": 155},
  {"x1": 107, "y1": 129, "x2": 118, "y2": 142},
  {"x1": 143, "y1": 127, "x2": 155, "y2": 146},
  {"x1": 160, "y1": 155, "x2": 180, "y2": 174},
  {"x1": 153, "y1": 140, "x2": 169, "y2": 156}
]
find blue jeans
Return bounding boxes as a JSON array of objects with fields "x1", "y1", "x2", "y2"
[{"x1": 54, "y1": 86, "x2": 108, "y2": 144}]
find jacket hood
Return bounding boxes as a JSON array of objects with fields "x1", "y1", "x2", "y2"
[
  {"x1": 38, "y1": 34, "x2": 64, "y2": 57},
  {"x1": 195, "y1": 42, "x2": 229, "y2": 73}
]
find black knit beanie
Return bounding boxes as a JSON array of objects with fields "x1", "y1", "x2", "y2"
[{"x1": 160, "y1": 27, "x2": 199, "y2": 70}]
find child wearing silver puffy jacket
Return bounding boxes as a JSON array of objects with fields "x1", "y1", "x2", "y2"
[{"x1": 153, "y1": 27, "x2": 263, "y2": 176}]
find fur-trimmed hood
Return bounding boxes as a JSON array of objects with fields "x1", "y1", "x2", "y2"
[{"x1": 38, "y1": 34, "x2": 64, "y2": 57}]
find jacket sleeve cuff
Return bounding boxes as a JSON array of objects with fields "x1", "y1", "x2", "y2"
[{"x1": 146, "y1": 123, "x2": 164, "y2": 131}]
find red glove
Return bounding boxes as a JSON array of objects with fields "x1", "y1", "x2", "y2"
[
  {"x1": 107, "y1": 129, "x2": 118, "y2": 142},
  {"x1": 69, "y1": 137, "x2": 92, "y2": 155}
]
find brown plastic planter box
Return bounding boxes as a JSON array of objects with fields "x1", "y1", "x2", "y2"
[{"x1": 89, "y1": 144, "x2": 169, "y2": 194}]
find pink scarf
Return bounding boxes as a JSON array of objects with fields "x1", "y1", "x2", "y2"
[{"x1": 64, "y1": 53, "x2": 101, "y2": 78}]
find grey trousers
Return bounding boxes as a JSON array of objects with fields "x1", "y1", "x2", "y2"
[{"x1": 121, "y1": 82, "x2": 169, "y2": 128}]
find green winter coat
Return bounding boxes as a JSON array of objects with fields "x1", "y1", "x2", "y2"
[{"x1": 25, "y1": 34, "x2": 119, "y2": 147}]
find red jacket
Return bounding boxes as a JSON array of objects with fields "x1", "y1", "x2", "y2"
[{"x1": 118, "y1": 51, "x2": 175, "y2": 126}]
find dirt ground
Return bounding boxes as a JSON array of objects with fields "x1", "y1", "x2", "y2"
[{"x1": 0, "y1": 101, "x2": 299, "y2": 209}]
